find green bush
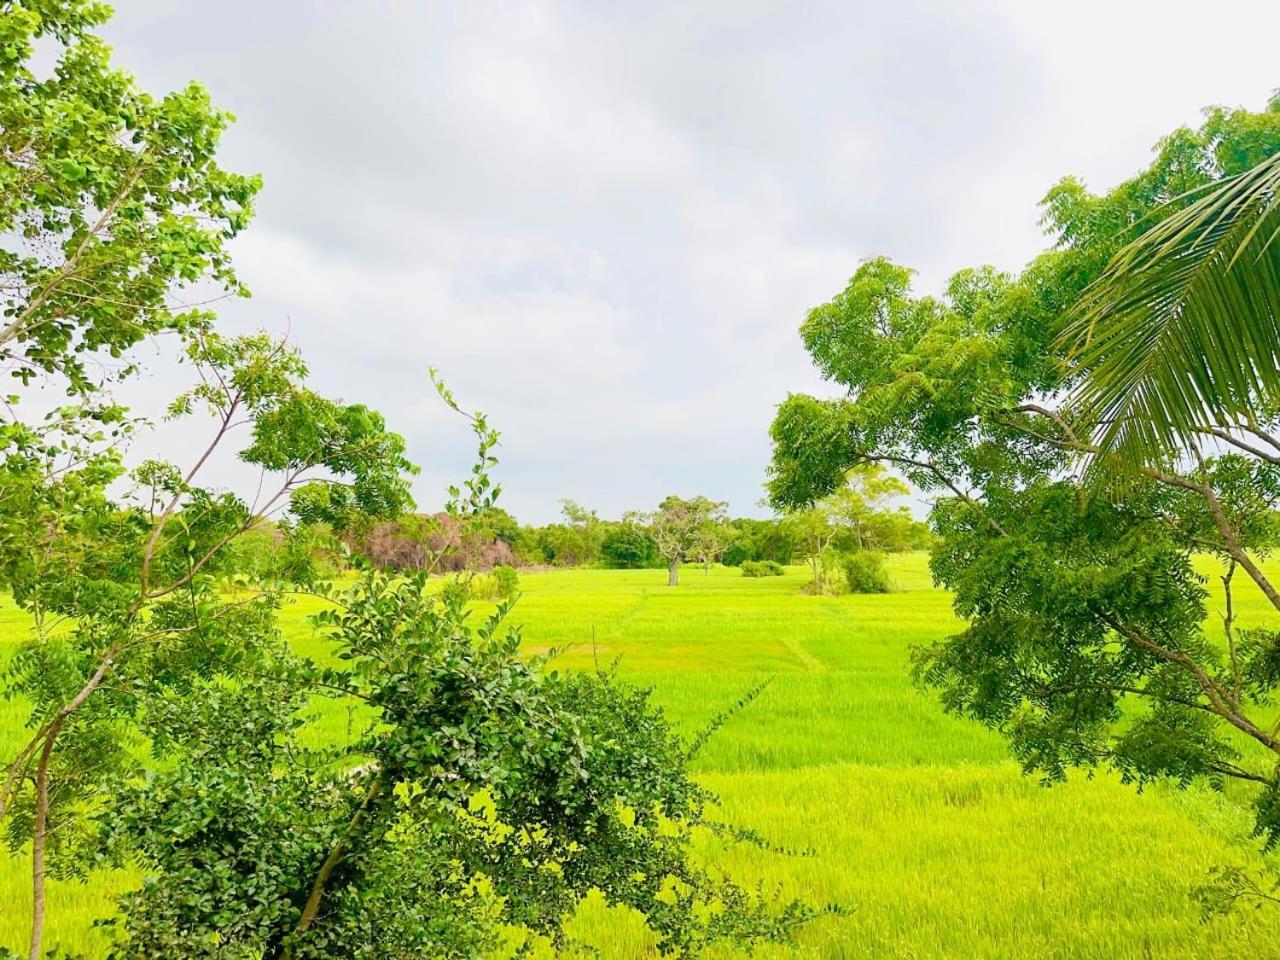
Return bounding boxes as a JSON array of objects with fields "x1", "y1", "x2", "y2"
[
  {"x1": 842, "y1": 550, "x2": 890, "y2": 593},
  {"x1": 438, "y1": 574, "x2": 473, "y2": 606},
  {"x1": 741, "y1": 560, "x2": 784, "y2": 578},
  {"x1": 491, "y1": 565, "x2": 519, "y2": 598}
]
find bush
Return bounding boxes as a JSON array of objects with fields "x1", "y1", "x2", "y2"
[
  {"x1": 491, "y1": 565, "x2": 519, "y2": 598},
  {"x1": 463, "y1": 566, "x2": 520, "y2": 601},
  {"x1": 842, "y1": 550, "x2": 890, "y2": 593},
  {"x1": 438, "y1": 574, "x2": 473, "y2": 607},
  {"x1": 741, "y1": 560, "x2": 784, "y2": 578}
]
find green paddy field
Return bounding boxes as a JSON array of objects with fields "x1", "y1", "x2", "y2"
[{"x1": 4, "y1": 553, "x2": 1280, "y2": 958}]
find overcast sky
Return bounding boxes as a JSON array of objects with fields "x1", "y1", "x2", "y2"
[{"x1": 99, "y1": 0, "x2": 1280, "y2": 523}]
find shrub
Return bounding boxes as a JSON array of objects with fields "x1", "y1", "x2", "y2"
[
  {"x1": 842, "y1": 550, "x2": 890, "y2": 593},
  {"x1": 438, "y1": 574, "x2": 473, "y2": 606},
  {"x1": 741, "y1": 560, "x2": 784, "y2": 578},
  {"x1": 491, "y1": 565, "x2": 519, "y2": 598},
  {"x1": 463, "y1": 566, "x2": 520, "y2": 601}
]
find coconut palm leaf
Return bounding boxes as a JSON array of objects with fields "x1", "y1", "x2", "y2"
[{"x1": 1061, "y1": 150, "x2": 1280, "y2": 470}]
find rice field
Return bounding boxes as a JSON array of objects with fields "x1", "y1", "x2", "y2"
[{"x1": 4, "y1": 553, "x2": 1280, "y2": 957}]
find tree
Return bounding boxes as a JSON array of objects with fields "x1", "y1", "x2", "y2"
[
  {"x1": 0, "y1": 0, "x2": 260, "y2": 397},
  {"x1": 1, "y1": 331, "x2": 416, "y2": 959},
  {"x1": 105, "y1": 569, "x2": 811, "y2": 959},
  {"x1": 517, "y1": 500, "x2": 606, "y2": 567},
  {"x1": 787, "y1": 471, "x2": 906, "y2": 593},
  {"x1": 1063, "y1": 92, "x2": 1280, "y2": 469},
  {"x1": 721, "y1": 517, "x2": 797, "y2": 566},
  {"x1": 768, "y1": 96, "x2": 1280, "y2": 904},
  {"x1": 600, "y1": 522, "x2": 659, "y2": 568},
  {"x1": 787, "y1": 506, "x2": 836, "y2": 594},
  {"x1": 0, "y1": 22, "x2": 270, "y2": 942},
  {"x1": 630, "y1": 496, "x2": 728, "y2": 586},
  {"x1": 691, "y1": 517, "x2": 731, "y2": 574},
  {"x1": 831, "y1": 463, "x2": 909, "y2": 551}
]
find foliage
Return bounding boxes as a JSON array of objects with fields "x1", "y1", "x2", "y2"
[
  {"x1": 224, "y1": 522, "x2": 347, "y2": 586},
  {"x1": 0, "y1": 3, "x2": 801, "y2": 955},
  {"x1": 827, "y1": 465, "x2": 910, "y2": 550},
  {"x1": 784, "y1": 466, "x2": 919, "y2": 594},
  {"x1": 767, "y1": 95, "x2": 1280, "y2": 876},
  {"x1": 475, "y1": 507, "x2": 521, "y2": 546},
  {"x1": 0, "y1": 0, "x2": 260, "y2": 396},
  {"x1": 513, "y1": 501, "x2": 607, "y2": 567},
  {"x1": 437, "y1": 573, "x2": 474, "y2": 608},
  {"x1": 741, "y1": 560, "x2": 784, "y2": 578},
  {"x1": 721, "y1": 518, "x2": 797, "y2": 567},
  {"x1": 464, "y1": 567, "x2": 520, "y2": 602},
  {"x1": 841, "y1": 551, "x2": 890, "y2": 594},
  {"x1": 601, "y1": 523, "x2": 660, "y2": 568},
  {"x1": 103, "y1": 571, "x2": 812, "y2": 958},
  {"x1": 0, "y1": 329, "x2": 415, "y2": 958},
  {"x1": 353, "y1": 512, "x2": 516, "y2": 573},
  {"x1": 788, "y1": 507, "x2": 838, "y2": 594},
  {"x1": 490, "y1": 564, "x2": 519, "y2": 598},
  {"x1": 1063, "y1": 94, "x2": 1280, "y2": 469}
]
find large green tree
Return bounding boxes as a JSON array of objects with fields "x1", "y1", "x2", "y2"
[{"x1": 768, "y1": 96, "x2": 1280, "y2": 901}]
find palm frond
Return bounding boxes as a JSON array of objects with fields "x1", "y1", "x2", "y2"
[{"x1": 1060, "y1": 151, "x2": 1280, "y2": 471}]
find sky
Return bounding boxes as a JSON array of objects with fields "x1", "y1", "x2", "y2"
[{"x1": 96, "y1": 0, "x2": 1280, "y2": 523}]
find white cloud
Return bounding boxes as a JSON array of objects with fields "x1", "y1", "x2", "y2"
[{"x1": 97, "y1": 0, "x2": 1280, "y2": 521}]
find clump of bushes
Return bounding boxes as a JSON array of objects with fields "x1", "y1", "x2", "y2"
[
  {"x1": 438, "y1": 574, "x2": 473, "y2": 607},
  {"x1": 842, "y1": 550, "x2": 890, "y2": 593},
  {"x1": 450, "y1": 566, "x2": 521, "y2": 602},
  {"x1": 491, "y1": 565, "x2": 519, "y2": 598},
  {"x1": 741, "y1": 560, "x2": 784, "y2": 578}
]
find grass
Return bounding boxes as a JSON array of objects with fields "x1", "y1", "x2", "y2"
[{"x1": 4, "y1": 552, "x2": 1280, "y2": 957}]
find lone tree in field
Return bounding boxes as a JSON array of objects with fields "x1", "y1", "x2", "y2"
[
  {"x1": 768, "y1": 94, "x2": 1280, "y2": 911},
  {"x1": 631, "y1": 495, "x2": 728, "y2": 586}
]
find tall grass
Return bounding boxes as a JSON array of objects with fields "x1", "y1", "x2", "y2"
[{"x1": 3, "y1": 553, "x2": 1279, "y2": 957}]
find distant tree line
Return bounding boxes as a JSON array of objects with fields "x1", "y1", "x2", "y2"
[{"x1": 327, "y1": 480, "x2": 929, "y2": 581}]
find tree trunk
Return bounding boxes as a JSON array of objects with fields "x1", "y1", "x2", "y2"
[
  {"x1": 668, "y1": 560, "x2": 679, "y2": 587},
  {"x1": 29, "y1": 723, "x2": 59, "y2": 960},
  {"x1": 282, "y1": 773, "x2": 386, "y2": 960}
]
